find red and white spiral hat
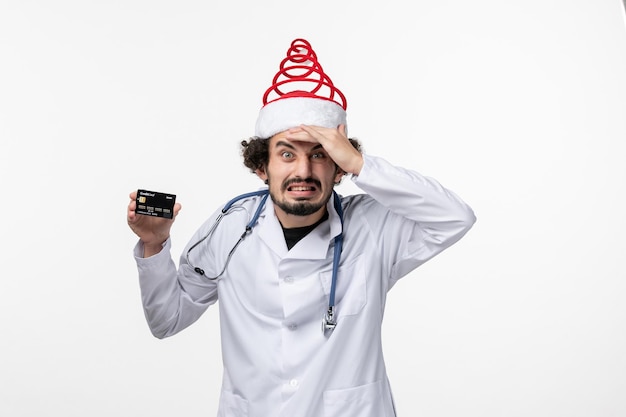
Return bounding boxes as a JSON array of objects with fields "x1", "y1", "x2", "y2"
[{"x1": 254, "y1": 38, "x2": 347, "y2": 139}]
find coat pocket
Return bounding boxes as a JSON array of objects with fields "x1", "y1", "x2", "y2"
[{"x1": 323, "y1": 380, "x2": 390, "y2": 417}]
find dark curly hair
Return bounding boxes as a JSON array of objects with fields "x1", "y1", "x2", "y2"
[{"x1": 240, "y1": 137, "x2": 362, "y2": 173}]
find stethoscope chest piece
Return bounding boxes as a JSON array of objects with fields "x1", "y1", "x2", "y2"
[{"x1": 322, "y1": 306, "x2": 337, "y2": 333}]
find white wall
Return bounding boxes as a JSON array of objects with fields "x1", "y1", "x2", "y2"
[{"x1": 1, "y1": 1, "x2": 625, "y2": 416}]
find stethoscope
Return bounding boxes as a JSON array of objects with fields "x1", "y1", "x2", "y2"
[{"x1": 185, "y1": 189, "x2": 344, "y2": 333}]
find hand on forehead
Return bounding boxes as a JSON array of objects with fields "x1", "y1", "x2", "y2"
[{"x1": 282, "y1": 124, "x2": 347, "y2": 144}]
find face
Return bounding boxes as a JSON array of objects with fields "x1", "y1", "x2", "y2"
[{"x1": 256, "y1": 132, "x2": 344, "y2": 227}]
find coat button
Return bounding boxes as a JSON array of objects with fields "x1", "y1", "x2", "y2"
[
  {"x1": 286, "y1": 322, "x2": 298, "y2": 331},
  {"x1": 289, "y1": 379, "x2": 299, "y2": 387},
  {"x1": 284, "y1": 276, "x2": 294, "y2": 283}
]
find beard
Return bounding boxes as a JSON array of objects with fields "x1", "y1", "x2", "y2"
[
  {"x1": 268, "y1": 177, "x2": 330, "y2": 216},
  {"x1": 272, "y1": 198, "x2": 326, "y2": 216}
]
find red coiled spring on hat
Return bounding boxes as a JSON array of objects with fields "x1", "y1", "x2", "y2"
[{"x1": 261, "y1": 38, "x2": 347, "y2": 110}]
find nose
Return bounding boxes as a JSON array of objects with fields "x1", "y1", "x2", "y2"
[{"x1": 294, "y1": 156, "x2": 312, "y2": 178}]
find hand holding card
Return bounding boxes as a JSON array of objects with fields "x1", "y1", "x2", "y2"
[{"x1": 128, "y1": 189, "x2": 180, "y2": 257}]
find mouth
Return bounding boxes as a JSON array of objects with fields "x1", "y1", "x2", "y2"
[
  {"x1": 287, "y1": 185, "x2": 317, "y2": 192},
  {"x1": 284, "y1": 179, "x2": 321, "y2": 197}
]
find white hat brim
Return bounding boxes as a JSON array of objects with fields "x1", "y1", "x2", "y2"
[{"x1": 254, "y1": 97, "x2": 347, "y2": 139}]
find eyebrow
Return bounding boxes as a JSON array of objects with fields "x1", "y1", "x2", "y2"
[{"x1": 275, "y1": 140, "x2": 324, "y2": 151}]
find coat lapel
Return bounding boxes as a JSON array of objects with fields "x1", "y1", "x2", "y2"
[{"x1": 256, "y1": 196, "x2": 343, "y2": 260}]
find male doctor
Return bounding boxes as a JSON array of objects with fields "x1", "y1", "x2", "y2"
[{"x1": 127, "y1": 38, "x2": 476, "y2": 417}]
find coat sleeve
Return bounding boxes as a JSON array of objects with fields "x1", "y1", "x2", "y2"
[
  {"x1": 133, "y1": 216, "x2": 221, "y2": 339},
  {"x1": 351, "y1": 154, "x2": 476, "y2": 283}
]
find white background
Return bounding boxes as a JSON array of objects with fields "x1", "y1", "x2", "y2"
[{"x1": 1, "y1": 1, "x2": 625, "y2": 416}]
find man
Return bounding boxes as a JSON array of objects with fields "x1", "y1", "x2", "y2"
[{"x1": 127, "y1": 38, "x2": 475, "y2": 417}]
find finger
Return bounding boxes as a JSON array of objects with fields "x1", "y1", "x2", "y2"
[
  {"x1": 173, "y1": 202, "x2": 182, "y2": 217},
  {"x1": 296, "y1": 124, "x2": 329, "y2": 141},
  {"x1": 127, "y1": 209, "x2": 136, "y2": 224},
  {"x1": 127, "y1": 192, "x2": 138, "y2": 223},
  {"x1": 285, "y1": 128, "x2": 319, "y2": 143},
  {"x1": 305, "y1": 124, "x2": 347, "y2": 141},
  {"x1": 128, "y1": 191, "x2": 138, "y2": 220}
]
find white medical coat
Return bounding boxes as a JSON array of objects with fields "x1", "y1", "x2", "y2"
[{"x1": 134, "y1": 154, "x2": 476, "y2": 417}]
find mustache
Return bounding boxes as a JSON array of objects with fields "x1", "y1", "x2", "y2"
[{"x1": 281, "y1": 177, "x2": 321, "y2": 190}]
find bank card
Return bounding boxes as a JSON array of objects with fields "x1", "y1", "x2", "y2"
[{"x1": 135, "y1": 189, "x2": 176, "y2": 219}]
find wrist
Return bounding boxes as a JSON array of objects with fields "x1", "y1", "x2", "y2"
[
  {"x1": 142, "y1": 239, "x2": 167, "y2": 257},
  {"x1": 349, "y1": 154, "x2": 364, "y2": 176}
]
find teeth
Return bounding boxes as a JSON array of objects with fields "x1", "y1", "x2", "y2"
[{"x1": 291, "y1": 186, "x2": 312, "y2": 191}]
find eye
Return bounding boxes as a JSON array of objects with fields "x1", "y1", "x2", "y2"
[
  {"x1": 311, "y1": 152, "x2": 325, "y2": 159},
  {"x1": 281, "y1": 151, "x2": 294, "y2": 159}
]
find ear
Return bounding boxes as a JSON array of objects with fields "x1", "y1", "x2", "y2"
[
  {"x1": 334, "y1": 167, "x2": 346, "y2": 184},
  {"x1": 255, "y1": 166, "x2": 268, "y2": 182}
]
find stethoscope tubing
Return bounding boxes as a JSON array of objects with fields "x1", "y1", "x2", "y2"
[
  {"x1": 186, "y1": 189, "x2": 343, "y2": 333},
  {"x1": 187, "y1": 190, "x2": 269, "y2": 279}
]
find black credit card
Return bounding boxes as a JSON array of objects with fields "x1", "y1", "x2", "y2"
[{"x1": 136, "y1": 189, "x2": 176, "y2": 219}]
